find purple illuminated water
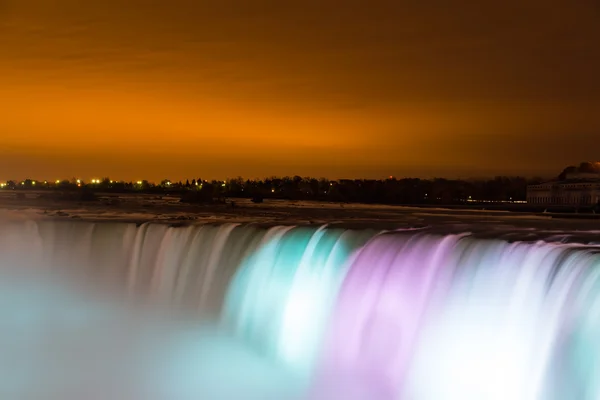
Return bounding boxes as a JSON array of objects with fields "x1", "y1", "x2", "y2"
[{"x1": 315, "y1": 233, "x2": 463, "y2": 397}]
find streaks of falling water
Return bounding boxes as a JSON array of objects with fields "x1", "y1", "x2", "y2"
[
  {"x1": 542, "y1": 247, "x2": 600, "y2": 400},
  {"x1": 312, "y1": 232, "x2": 466, "y2": 398},
  {"x1": 0, "y1": 221, "x2": 270, "y2": 318},
  {"x1": 398, "y1": 240, "x2": 600, "y2": 400},
  {"x1": 0, "y1": 220, "x2": 315, "y2": 399},
  {"x1": 2, "y1": 219, "x2": 600, "y2": 399},
  {"x1": 222, "y1": 225, "x2": 377, "y2": 380},
  {"x1": 305, "y1": 235, "x2": 600, "y2": 399}
]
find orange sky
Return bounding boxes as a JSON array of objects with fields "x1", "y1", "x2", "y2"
[{"x1": 1, "y1": 0, "x2": 599, "y2": 181}]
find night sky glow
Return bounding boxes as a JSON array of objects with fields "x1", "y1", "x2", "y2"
[{"x1": 1, "y1": 0, "x2": 599, "y2": 180}]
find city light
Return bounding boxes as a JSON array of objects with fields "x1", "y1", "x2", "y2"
[{"x1": 0, "y1": 175, "x2": 538, "y2": 208}]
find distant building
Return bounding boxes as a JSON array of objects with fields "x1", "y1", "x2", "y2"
[{"x1": 527, "y1": 172, "x2": 600, "y2": 206}]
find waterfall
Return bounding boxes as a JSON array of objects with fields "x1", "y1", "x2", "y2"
[
  {"x1": 1, "y1": 217, "x2": 600, "y2": 399},
  {"x1": 222, "y1": 225, "x2": 376, "y2": 380},
  {"x1": 0, "y1": 220, "x2": 264, "y2": 318},
  {"x1": 314, "y1": 232, "x2": 466, "y2": 397}
]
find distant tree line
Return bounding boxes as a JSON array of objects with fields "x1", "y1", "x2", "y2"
[
  {"x1": 558, "y1": 161, "x2": 600, "y2": 180},
  {"x1": 2, "y1": 175, "x2": 544, "y2": 205}
]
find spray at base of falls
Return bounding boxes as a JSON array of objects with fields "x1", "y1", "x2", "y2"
[{"x1": 1, "y1": 219, "x2": 600, "y2": 399}]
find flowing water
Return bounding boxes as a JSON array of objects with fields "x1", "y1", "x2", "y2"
[{"x1": 0, "y1": 218, "x2": 599, "y2": 399}]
